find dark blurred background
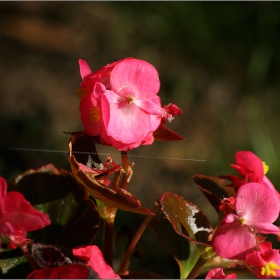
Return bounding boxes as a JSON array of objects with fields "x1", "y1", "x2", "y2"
[{"x1": 1, "y1": 2, "x2": 280, "y2": 277}]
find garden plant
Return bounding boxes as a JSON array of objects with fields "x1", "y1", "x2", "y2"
[{"x1": 1, "y1": 57, "x2": 280, "y2": 279}]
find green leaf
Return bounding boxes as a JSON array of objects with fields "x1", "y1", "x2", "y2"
[
  {"x1": 158, "y1": 192, "x2": 211, "y2": 247},
  {"x1": 68, "y1": 135, "x2": 154, "y2": 216},
  {"x1": 153, "y1": 216, "x2": 201, "y2": 279},
  {"x1": 0, "y1": 236, "x2": 30, "y2": 278}
]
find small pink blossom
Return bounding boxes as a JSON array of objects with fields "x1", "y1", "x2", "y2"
[
  {"x1": 78, "y1": 58, "x2": 182, "y2": 151},
  {"x1": 0, "y1": 177, "x2": 51, "y2": 248},
  {"x1": 211, "y1": 182, "x2": 280, "y2": 260},
  {"x1": 205, "y1": 268, "x2": 236, "y2": 279},
  {"x1": 246, "y1": 242, "x2": 280, "y2": 278},
  {"x1": 73, "y1": 245, "x2": 120, "y2": 279},
  {"x1": 220, "y1": 151, "x2": 277, "y2": 191}
]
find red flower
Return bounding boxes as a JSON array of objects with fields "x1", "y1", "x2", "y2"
[
  {"x1": 246, "y1": 242, "x2": 280, "y2": 278},
  {"x1": 26, "y1": 263, "x2": 93, "y2": 279},
  {"x1": 73, "y1": 245, "x2": 120, "y2": 279},
  {"x1": 0, "y1": 177, "x2": 51, "y2": 248},
  {"x1": 205, "y1": 268, "x2": 236, "y2": 279},
  {"x1": 211, "y1": 183, "x2": 280, "y2": 260}
]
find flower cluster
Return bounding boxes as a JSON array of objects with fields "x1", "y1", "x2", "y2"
[
  {"x1": 210, "y1": 151, "x2": 280, "y2": 278},
  {"x1": 77, "y1": 58, "x2": 182, "y2": 151}
]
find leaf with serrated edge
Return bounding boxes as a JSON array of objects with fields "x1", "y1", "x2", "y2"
[
  {"x1": 158, "y1": 192, "x2": 211, "y2": 246},
  {"x1": 68, "y1": 136, "x2": 154, "y2": 216}
]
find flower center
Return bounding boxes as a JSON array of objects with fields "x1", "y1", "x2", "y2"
[
  {"x1": 239, "y1": 216, "x2": 246, "y2": 226},
  {"x1": 89, "y1": 107, "x2": 101, "y2": 122},
  {"x1": 262, "y1": 161, "x2": 269, "y2": 174},
  {"x1": 261, "y1": 262, "x2": 280, "y2": 277},
  {"x1": 126, "y1": 95, "x2": 134, "y2": 104}
]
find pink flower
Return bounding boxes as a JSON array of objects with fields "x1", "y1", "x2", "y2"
[
  {"x1": 78, "y1": 58, "x2": 180, "y2": 151},
  {"x1": 211, "y1": 182, "x2": 279, "y2": 260},
  {"x1": 26, "y1": 263, "x2": 92, "y2": 279},
  {"x1": 0, "y1": 177, "x2": 51, "y2": 248},
  {"x1": 246, "y1": 242, "x2": 280, "y2": 278},
  {"x1": 220, "y1": 151, "x2": 276, "y2": 191},
  {"x1": 73, "y1": 245, "x2": 120, "y2": 279},
  {"x1": 205, "y1": 268, "x2": 236, "y2": 279}
]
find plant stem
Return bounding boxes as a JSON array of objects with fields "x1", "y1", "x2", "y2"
[
  {"x1": 186, "y1": 254, "x2": 208, "y2": 279},
  {"x1": 103, "y1": 209, "x2": 117, "y2": 268},
  {"x1": 118, "y1": 202, "x2": 159, "y2": 274},
  {"x1": 120, "y1": 151, "x2": 134, "y2": 190},
  {"x1": 21, "y1": 245, "x2": 38, "y2": 271}
]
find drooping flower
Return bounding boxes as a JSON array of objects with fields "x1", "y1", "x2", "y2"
[
  {"x1": 77, "y1": 58, "x2": 182, "y2": 151},
  {"x1": 211, "y1": 182, "x2": 280, "y2": 260},
  {"x1": 73, "y1": 245, "x2": 120, "y2": 279},
  {"x1": 205, "y1": 268, "x2": 236, "y2": 279},
  {"x1": 0, "y1": 177, "x2": 51, "y2": 248},
  {"x1": 246, "y1": 242, "x2": 280, "y2": 278}
]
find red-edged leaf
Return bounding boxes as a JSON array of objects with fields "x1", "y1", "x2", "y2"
[
  {"x1": 192, "y1": 175, "x2": 236, "y2": 213},
  {"x1": 68, "y1": 136, "x2": 154, "y2": 216},
  {"x1": 9, "y1": 164, "x2": 101, "y2": 248},
  {"x1": 153, "y1": 124, "x2": 184, "y2": 141},
  {"x1": 153, "y1": 216, "x2": 200, "y2": 279},
  {"x1": 158, "y1": 192, "x2": 211, "y2": 246}
]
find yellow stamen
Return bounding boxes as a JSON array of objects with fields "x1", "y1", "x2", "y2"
[
  {"x1": 262, "y1": 161, "x2": 269, "y2": 174},
  {"x1": 239, "y1": 217, "x2": 246, "y2": 226},
  {"x1": 89, "y1": 107, "x2": 101, "y2": 122},
  {"x1": 76, "y1": 88, "x2": 89, "y2": 98},
  {"x1": 126, "y1": 95, "x2": 134, "y2": 104},
  {"x1": 261, "y1": 262, "x2": 280, "y2": 277}
]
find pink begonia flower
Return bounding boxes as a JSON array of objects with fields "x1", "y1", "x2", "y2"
[
  {"x1": 0, "y1": 177, "x2": 51, "y2": 248},
  {"x1": 211, "y1": 182, "x2": 280, "y2": 260},
  {"x1": 205, "y1": 268, "x2": 236, "y2": 279},
  {"x1": 78, "y1": 58, "x2": 181, "y2": 151},
  {"x1": 246, "y1": 242, "x2": 280, "y2": 278},
  {"x1": 73, "y1": 245, "x2": 120, "y2": 279},
  {"x1": 220, "y1": 151, "x2": 276, "y2": 191},
  {"x1": 26, "y1": 263, "x2": 94, "y2": 279}
]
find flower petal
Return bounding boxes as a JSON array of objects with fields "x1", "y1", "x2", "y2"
[
  {"x1": 133, "y1": 99, "x2": 165, "y2": 115},
  {"x1": 3, "y1": 191, "x2": 50, "y2": 232},
  {"x1": 0, "y1": 177, "x2": 7, "y2": 219},
  {"x1": 102, "y1": 94, "x2": 151, "y2": 143},
  {"x1": 110, "y1": 58, "x2": 160, "y2": 99},
  {"x1": 236, "y1": 183, "x2": 280, "y2": 225},
  {"x1": 89, "y1": 245, "x2": 120, "y2": 279},
  {"x1": 79, "y1": 59, "x2": 92, "y2": 80},
  {"x1": 211, "y1": 219, "x2": 256, "y2": 260}
]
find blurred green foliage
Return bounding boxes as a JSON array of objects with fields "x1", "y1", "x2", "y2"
[{"x1": 0, "y1": 2, "x2": 280, "y2": 277}]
